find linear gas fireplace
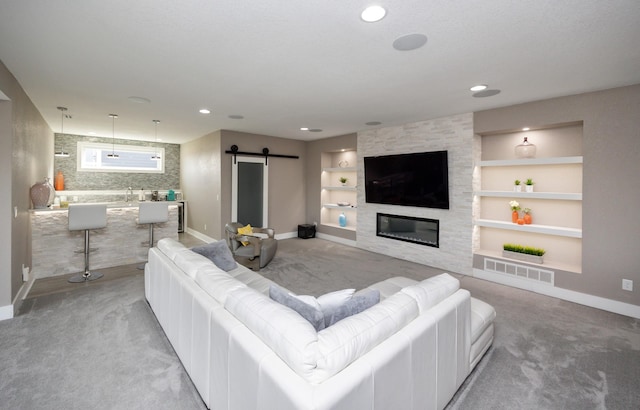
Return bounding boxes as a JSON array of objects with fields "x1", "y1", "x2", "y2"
[{"x1": 376, "y1": 213, "x2": 439, "y2": 248}]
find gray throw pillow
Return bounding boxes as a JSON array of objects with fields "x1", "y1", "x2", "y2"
[
  {"x1": 191, "y1": 241, "x2": 237, "y2": 272},
  {"x1": 269, "y1": 285, "x2": 325, "y2": 331},
  {"x1": 326, "y1": 290, "x2": 380, "y2": 327}
]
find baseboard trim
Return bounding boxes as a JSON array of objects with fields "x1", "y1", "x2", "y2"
[
  {"x1": 316, "y1": 232, "x2": 357, "y2": 247},
  {"x1": 184, "y1": 228, "x2": 216, "y2": 243},
  {"x1": 474, "y1": 268, "x2": 640, "y2": 319},
  {"x1": 275, "y1": 231, "x2": 297, "y2": 240}
]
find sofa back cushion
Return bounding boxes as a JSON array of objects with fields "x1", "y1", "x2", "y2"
[
  {"x1": 400, "y1": 273, "x2": 460, "y2": 313},
  {"x1": 157, "y1": 237, "x2": 187, "y2": 261},
  {"x1": 313, "y1": 291, "x2": 418, "y2": 383},
  {"x1": 173, "y1": 249, "x2": 214, "y2": 279},
  {"x1": 194, "y1": 265, "x2": 247, "y2": 305},
  {"x1": 225, "y1": 286, "x2": 319, "y2": 380}
]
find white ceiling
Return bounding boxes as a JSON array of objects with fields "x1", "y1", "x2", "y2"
[{"x1": 1, "y1": 0, "x2": 639, "y2": 144}]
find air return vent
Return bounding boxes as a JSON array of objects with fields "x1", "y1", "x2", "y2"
[{"x1": 484, "y1": 258, "x2": 554, "y2": 286}]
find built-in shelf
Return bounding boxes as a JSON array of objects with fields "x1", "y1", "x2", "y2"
[
  {"x1": 322, "y1": 186, "x2": 357, "y2": 191},
  {"x1": 322, "y1": 204, "x2": 357, "y2": 210},
  {"x1": 478, "y1": 156, "x2": 583, "y2": 167},
  {"x1": 322, "y1": 222, "x2": 356, "y2": 231},
  {"x1": 322, "y1": 166, "x2": 357, "y2": 172},
  {"x1": 475, "y1": 191, "x2": 582, "y2": 200},
  {"x1": 475, "y1": 219, "x2": 582, "y2": 238}
]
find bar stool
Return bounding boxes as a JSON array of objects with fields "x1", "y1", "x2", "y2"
[
  {"x1": 68, "y1": 203, "x2": 107, "y2": 283},
  {"x1": 137, "y1": 202, "x2": 169, "y2": 269}
]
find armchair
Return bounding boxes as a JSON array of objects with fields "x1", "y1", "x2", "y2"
[{"x1": 224, "y1": 222, "x2": 278, "y2": 271}]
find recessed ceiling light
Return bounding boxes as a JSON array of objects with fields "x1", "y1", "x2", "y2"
[
  {"x1": 300, "y1": 127, "x2": 309, "y2": 131},
  {"x1": 127, "y1": 96, "x2": 151, "y2": 104},
  {"x1": 522, "y1": 127, "x2": 530, "y2": 131},
  {"x1": 365, "y1": 121, "x2": 382, "y2": 126},
  {"x1": 309, "y1": 129, "x2": 323, "y2": 132},
  {"x1": 199, "y1": 109, "x2": 211, "y2": 114},
  {"x1": 470, "y1": 84, "x2": 488, "y2": 92},
  {"x1": 361, "y1": 5, "x2": 386, "y2": 22},
  {"x1": 392, "y1": 33, "x2": 428, "y2": 51},
  {"x1": 228, "y1": 114, "x2": 244, "y2": 119},
  {"x1": 472, "y1": 89, "x2": 501, "y2": 98}
]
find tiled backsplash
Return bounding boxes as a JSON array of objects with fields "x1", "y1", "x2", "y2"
[{"x1": 53, "y1": 133, "x2": 180, "y2": 191}]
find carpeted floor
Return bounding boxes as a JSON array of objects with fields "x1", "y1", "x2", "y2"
[{"x1": 1, "y1": 237, "x2": 639, "y2": 409}]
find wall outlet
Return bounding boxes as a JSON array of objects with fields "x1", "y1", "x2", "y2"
[
  {"x1": 622, "y1": 279, "x2": 633, "y2": 291},
  {"x1": 22, "y1": 264, "x2": 30, "y2": 282},
  {"x1": 204, "y1": 224, "x2": 207, "y2": 231}
]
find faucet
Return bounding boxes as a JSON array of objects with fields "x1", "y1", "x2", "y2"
[{"x1": 125, "y1": 186, "x2": 133, "y2": 203}]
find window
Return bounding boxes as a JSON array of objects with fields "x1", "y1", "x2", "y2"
[{"x1": 77, "y1": 142, "x2": 164, "y2": 173}]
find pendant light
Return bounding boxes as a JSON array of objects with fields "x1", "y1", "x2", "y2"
[
  {"x1": 107, "y1": 114, "x2": 119, "y2": 159},
  {"x1": 54, "y1": 106, "x2": 70, "y2": 157},
  {"x1": 514, "y1": 136, "x2": 536, "y2": 158},
  {"x1": 151, "y1": 119, "x2": 161, "y2": 160}
]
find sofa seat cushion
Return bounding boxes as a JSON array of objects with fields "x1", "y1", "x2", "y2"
[
  {"x1": 470, "y1": 297, "x2": 496, "y2": 343},
  {"x1": 231, "y1": 270, "x2": 276, "y2": 295},
  {"x1": 359, "y1": 276, "x2": 417, "y2": 299},
  {"x1": 157, "y1": 237, "x2": 187, "y2": 261},
  {"x1": 194, "y1": 265, "x2": 247, "y2": 305}
]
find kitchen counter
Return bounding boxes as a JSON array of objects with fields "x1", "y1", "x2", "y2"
[{"x1": 30, "y1": 202, "x2": 179, "y2": 279}]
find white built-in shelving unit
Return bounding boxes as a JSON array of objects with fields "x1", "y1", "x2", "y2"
[
  {"x1": 474, "y1": 126, "x2": 584, "y2": 273},
  {"x1": 321, "y1": 161, "x2": 357, "y2": 231}
]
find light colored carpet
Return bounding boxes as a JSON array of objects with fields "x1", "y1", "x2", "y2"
[{"x1": 1, "y1": 237, "x2": 638, "y2": 409}]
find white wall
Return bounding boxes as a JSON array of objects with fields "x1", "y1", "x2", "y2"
[{"x1": 357, "y1": 113, "x2": 475, "y2": 275}]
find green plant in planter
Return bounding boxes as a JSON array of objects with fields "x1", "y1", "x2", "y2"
[
  {"x1": 525, "y1": 178, "x2": 534, "y2": 186},
  {"x1": 514, "y1": 179, "x2": 521, "y2": 186},
  {"x1": 339, "y1": 177, "x2": 348, "y2": 184},
  {"x1": 503, "y1": 243, "x2": 545, "y2": 256}
]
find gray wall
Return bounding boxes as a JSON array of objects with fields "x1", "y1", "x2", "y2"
[
  {"x1": 220, "y1": 130, "x2": 306, "y2": 239},
  {"x1": 181, "y1": 129, "x2": 306, "y2": 240},
  {"x1": 180, "y1": 130, "x2": 222, "y2": 239},
  {"x1": 305, "y1": 133, "x2": 357, "y2": 240},
  {"x1": 54, "y1": 133, "x2": 180, "y2": 191},
  {"x1": 0, "y1": 60, "x2": 53, "y2": 309},
  {"x1": 474, "y1": 84, "x2": 640, "y2": 307}
]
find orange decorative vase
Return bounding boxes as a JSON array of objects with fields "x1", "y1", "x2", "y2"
[
  {"x1": 54, "y1": 170, "x2": 64, "y2": 191},
  {"x1": 512, "y1": 211, "x2": 519, "y2": 223},
  {"x1": 524, "y1": 213, "x2": 532, "y2": 224}
]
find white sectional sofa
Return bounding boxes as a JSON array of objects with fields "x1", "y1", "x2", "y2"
[{"x1": 144, "y1": 238, "x2": 495, "y2": 410}]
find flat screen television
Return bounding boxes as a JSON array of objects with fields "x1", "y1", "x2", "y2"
[{"x1": 364, "y1": 150, "x2": 449, "y2": 209}]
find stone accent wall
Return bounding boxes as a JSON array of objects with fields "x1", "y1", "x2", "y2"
[
  {"x1": 53, "y1": 133, "x2": 180, "y2": 191},
  {"x1": 31, "y1": 205, "x2": 179, "y2": 278},
  {"x1": 357, "y1": 113, "x2": 474, "y2": 275}
]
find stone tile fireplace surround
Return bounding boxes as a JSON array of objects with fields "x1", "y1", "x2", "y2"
[{"x1": 357, "y1": 113, "x2": 475, "y2": 275}]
